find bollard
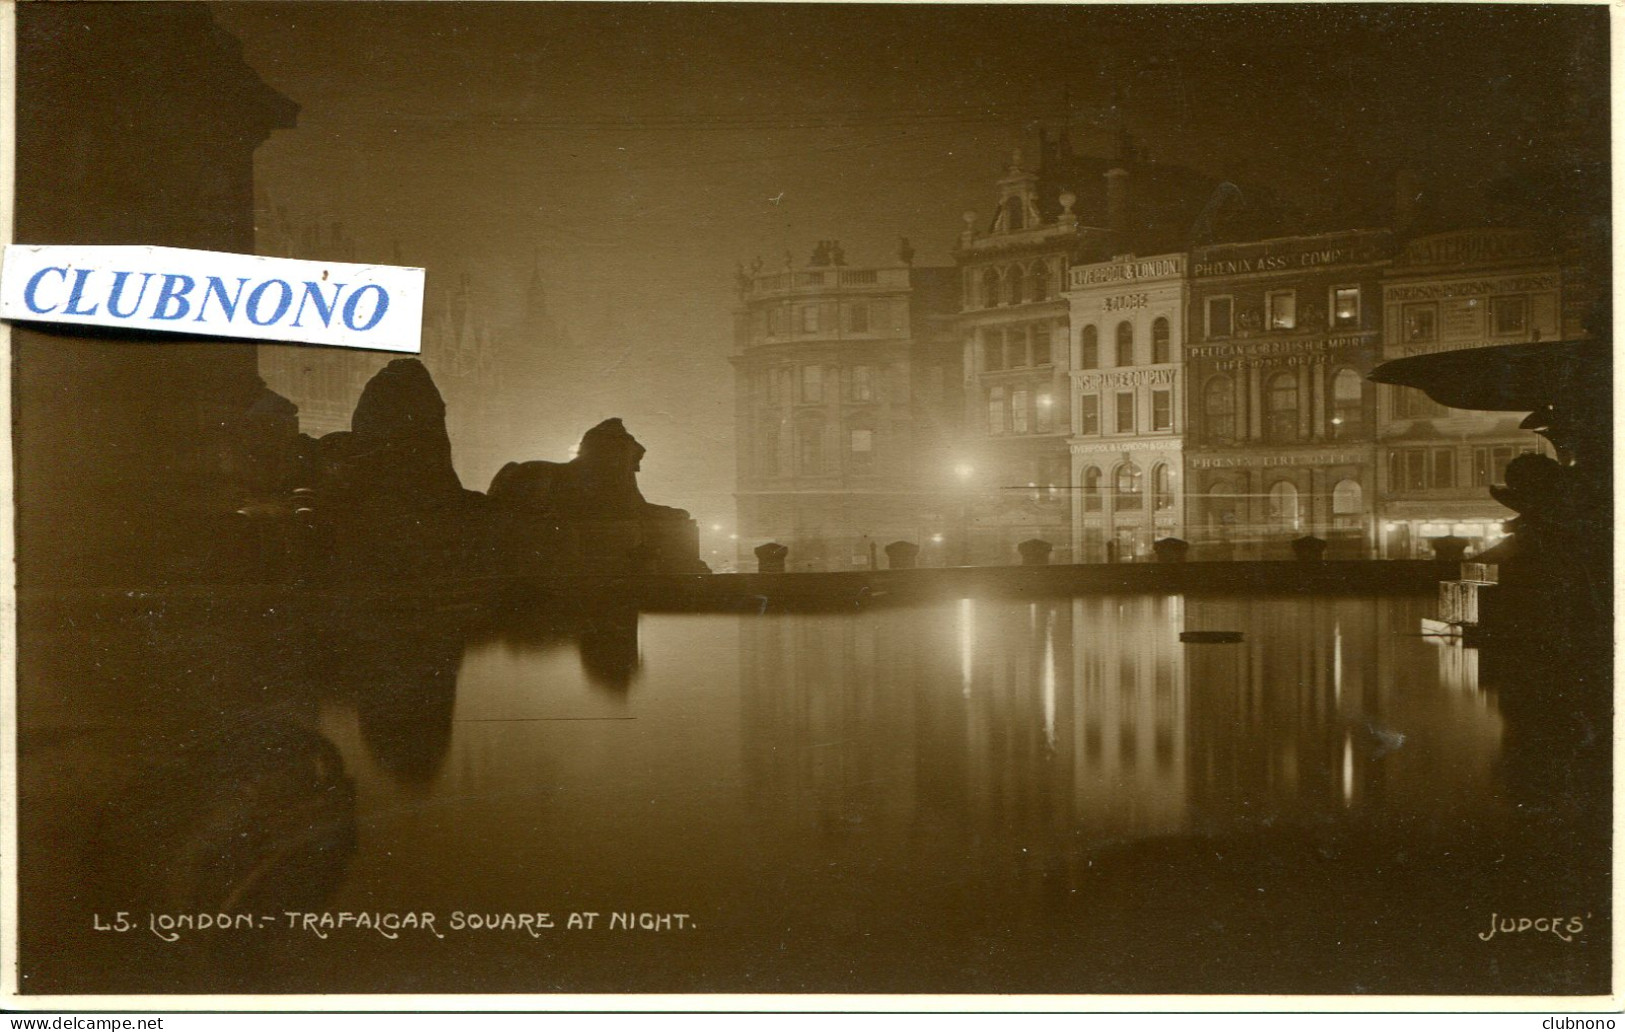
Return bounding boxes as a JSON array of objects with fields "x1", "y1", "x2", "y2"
[
  {"x1": 884, "y1": 540, "x2": 920, "y2": 570},
  {"x1": 754, "y1": 541, "x2": 789, "y2": 573},
  {"x1": 1153, "y1": 537, "x2": 1189, "y2": 563},
  {"x1": 1017, "y1": 538, "x2": 1053, "y2": 566},
  {"x1": 1291, "y1": 535, "x2": 1328, "y2": 561}
]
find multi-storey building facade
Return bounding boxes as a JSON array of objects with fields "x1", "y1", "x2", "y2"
[
  {"x1": 731, "y1": 243, "x2": 960, "y2": 571},
  {"x1": 1064, "y1": 253, "x2": 1188, "y2": 561},
  {"x1": 954, "y1": 150, "x2": 1092, "y2": 565},
  {"x1": 1375, "y1": 228, "x2": 1564, "y2": 557},
  {"x1": 1184, "y1": 230, "x2": 1392, "y2": 559}
]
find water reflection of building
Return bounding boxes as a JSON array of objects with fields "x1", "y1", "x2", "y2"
[
  {"x1": 1184, "y1": 231, "x2": 1392, "y2": 559},
  {"x1": 730, "y1": 242, "x2": 961, "y2": 571},
  {"x1": 734, "y1": 597, "x2": 1192, "y2": 847},
  {"x1": 734, "y1": 595, "x2": 1503, "y2": 852},
  {"x1": 1375, "y1": 229, "x2": 1566, "y2": 557}
]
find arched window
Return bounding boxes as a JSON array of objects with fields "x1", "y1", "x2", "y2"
[
  {"x1": 1116, "y1": 321, "x2": 1135, "y2": 367},
  {"x1": 1152, "y1": 317, "x2": 1171, "y2": 364},
  {"x1": 1152, "y1": 463, "x2": 1173, "y2": 511},
  {"x1": 1007, "y1": 266, "x2": 1025, "y2": 306},
  {"x1": 1331, "y1": 368, "x2": 1363, "y2": 437},
  {"x1": 1267, "y1": 480, "x2": 1300, "y2": 530},
  {"x1": 1003, "y1": 196, "x2": 1025, "y2": 232},
  {"x1": 1204, "y1": 375, "x2": 1236, "y2": 442},
  {"x1": 1079, "y1": 325, "x2": 1099, "y2": 369},
  {"x1": 1332, "y1": 478, "x2": 1363, "y2": 528},
  {"x1": 982, "y1": 268, "x2": 1001, "y2": 308},
  {"x1": 1266, "y1": 371, "x2": 1300, "y2": 442},
  {"x1": 1028, "y1": 262, "x2": 1050, "y2": 302},
  {"x1": 1082, "y1": 466, "x2": 1103, "y2": 512},
  {"x1": 1114, "y1": 462, "x2": 1143, "y2": 511}
]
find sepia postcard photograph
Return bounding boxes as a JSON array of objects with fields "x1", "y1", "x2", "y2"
[{"x1": 0, "y1": 0, "x2": 1615, "y2": 1008}]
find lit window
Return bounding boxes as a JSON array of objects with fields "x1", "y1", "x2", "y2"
[
  {"x1": 1332, "y1": 479, "x2": 1362, "y2": 528},
  {"x1": 988, "y1": 387, "x2": 1006, "y2": 434},
  {"x1": 1332, "y1": 287, "x2": 1360, "y2": 329},
  {"x1": 1115, "y1": 463, "x2": 1143, "y2": 510},
  {"x1": 1012, "y1": 389, "x2": 1030, "y2": 434},
  {"x1": 1116, "y1": 390, "x2": 1135, "y2": 433},
  {"x1": 1206, "y1": 296, "x2": 1233, "y2": 339},
  {"x1": 1036, "y1": 393, "x2": 1054, "y2": 434},
  {"x1": 850, "y1": 429, "x2": 873, "y2": 453},
  {"x1": 1152, "y1": 464, "x2": 1173, "y2": 511},
  {"x1": 1267, "y1": 290, "x2": 1296, "y2": 330}
]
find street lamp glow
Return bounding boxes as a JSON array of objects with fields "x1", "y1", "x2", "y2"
[
  {"x1": 710, "y1": 523, "x2": 723, "y2": 532},
  {"x1": 931, "y1": 533, "x2": 945, "y2": 544},
  {"x1": 954, "y1": 462, "x2": 974, "y2": 480}
]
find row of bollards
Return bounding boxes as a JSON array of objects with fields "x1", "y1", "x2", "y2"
[
  {"x1": 752, "y1": 538, "x2": 1060, "y2": 573},
  {"x1": 748, "y1": 534, "x2": 1452, "y2": 573}
]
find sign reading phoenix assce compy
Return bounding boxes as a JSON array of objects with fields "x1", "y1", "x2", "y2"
[{"x1": 0, "y1": 244, "x2": 425, "y2": 352}]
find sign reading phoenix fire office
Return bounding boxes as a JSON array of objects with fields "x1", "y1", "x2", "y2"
[{"x1": 0, "y1": 244, "x2": 425, "y2": 352}]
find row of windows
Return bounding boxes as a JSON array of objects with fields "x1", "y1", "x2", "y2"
[
  {"x1": 987, "y1": 386, "x2": 1061, "y2": 435},
  {"x1": 760, "y1": 300, "x2": 893, "y2": 336},
  {"x1": 1400, "y1": 294, "x2": 1536, "y2": 343},
  {"x1": 757, "y1": 426, "x2": 888, "y2": 477},
  {"x1": 982, "y1": 322, "x2": 1054, "y2": 370},
  {"x1": 1077, "y1": 389, "x2": 1174, "y2": 435},
  {"x1": 1078, "y1": 463, "x2": 1176, "y2": 513},
  {"x1": 1200, "y1": 480, "x2": 1365, "y2": 530},
  {"x1": 1079, "y1": 318, "x2": 1172, "y2": 369},
  {"x1": 1202, "y1": 286, "x2": 1362, "y2": 340},
  {"x1": 1199, "y1": 369, "x2": 1364, "y2": 443},
  {"x1": 1389, "y1": 384, "x2": 1454, "y2": 420},
  {"x1": 970, "y1": 260, "x2": 1060, "y2": 309},
  {"x1": 760, "y1": 364, "x2": 885, "y2": 406},
  {"x1": 1385, "y1": 445, "x2": 1536, "y2": 492}
]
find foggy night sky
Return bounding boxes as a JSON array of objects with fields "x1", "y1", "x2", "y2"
[{"x1": 211, "y1": 3, "x2": 1607, "y2": 527}]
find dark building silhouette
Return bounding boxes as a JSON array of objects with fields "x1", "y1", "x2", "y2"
[{"x1": 13, "y1": 4, "x2": 298, "y2": 589}]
